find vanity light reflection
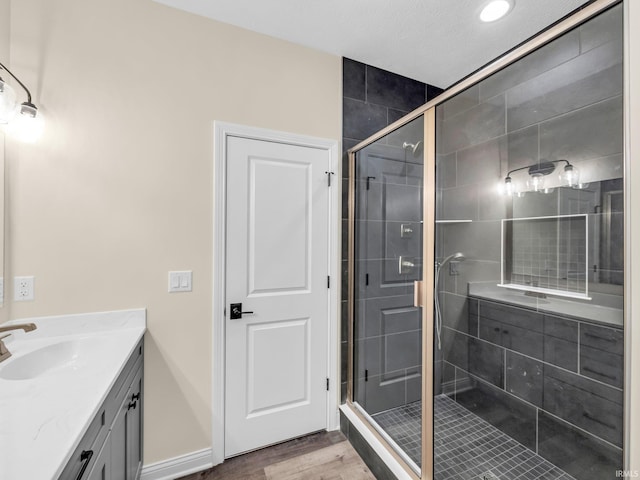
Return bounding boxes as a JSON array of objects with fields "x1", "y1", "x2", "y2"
[{"x1": 501, "y1": 159, "x2": 585, "y2": 196}]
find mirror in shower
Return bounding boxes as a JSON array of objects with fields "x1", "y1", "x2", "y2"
[
  {"x1": 511, "y1": 179, "x2": 624, "y2": 291},
  {"x1": 352, "y1": 115, "x2": 425, "y2": 473}
]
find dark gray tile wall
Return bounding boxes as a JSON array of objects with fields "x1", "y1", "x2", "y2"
[
  {"x1": 435, "y1": 7, "x2": 624, "y2": 479},
  {"x1": 445, "y1": 297, "x2": 624, "y2": 479},
  {"x1": 341, "y1": 57, "x2": 443, "y2": 404},
  {"x1": 352, "y1": 134, "x2": 424, "y2": 414},
  {"x1": 434, "y1": 3, "x2": 623, "y2": 301},
  {"x1": 454, "y1": 376, "x2": 538, "y2": 451},
  {"x1": 537, "y1": 411, "x2": 623, "y2": 479}
]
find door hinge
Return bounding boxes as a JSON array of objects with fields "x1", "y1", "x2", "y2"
[
  {"x1": 325, "y1": 171, "x2": 335, "y2": 187},
  {"x1": 326, "y1": 378, "x2": 330, "y2": 391},
  {"x1": 365, "y1": 369, "x2": 369, "y2": 382},
  {"x1": 366, "y1": 176, "x2": 376, "y2": 190},
  {"x1": 327, "y1": 276, "x2": 331, "y2": 288},
  {"x1": 365, "y1": 273, "x2": 369, "y2": 286}
]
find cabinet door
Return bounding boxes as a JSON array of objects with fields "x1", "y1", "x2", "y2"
[
  {"x1": 111, "y1": 365, "x2": 143, "y2": 480},
  {"x1": 87, "y1": 433, "x2": 111, "y2": 480},
  {"x1": 110, "y1": 396, "x2": 128, "y2": 480},
  {"x1": 126, "y1": 367, "x2": 143, "y2": 480}
]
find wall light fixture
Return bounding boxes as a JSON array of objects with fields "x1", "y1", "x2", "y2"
[
  {"x1": 503, "y1": 159, "x2": 581, "y2": 196},
  {"x1": 0, "y1": 60, "x2": 43, "y2": 142}
]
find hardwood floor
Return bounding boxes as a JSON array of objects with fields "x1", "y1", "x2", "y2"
[{"x1": 178, "y1": 431, "x2": 375, "y2": 480}]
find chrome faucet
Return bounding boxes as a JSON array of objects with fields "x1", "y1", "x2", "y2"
[{"x1": 0, "y1": 323, "x2": 37, "y2": 363}]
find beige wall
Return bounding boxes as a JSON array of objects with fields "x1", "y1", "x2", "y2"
[
  {"x1": 0, "y1": 0, "x2": 9, "y2": 61},
  {"x1": 627, "y1": 0, "x2": 640, "y2": 471},
  {"x1": 4, "y1": 0, "x2": 341, "y2": 464},
  {"x1": 1, "y1": 0, "x2": 8, "y2": 321}
]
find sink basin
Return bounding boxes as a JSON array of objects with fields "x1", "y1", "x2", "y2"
[{"x1": 0, "y1": 339, "x2": 100, "y2": 380}]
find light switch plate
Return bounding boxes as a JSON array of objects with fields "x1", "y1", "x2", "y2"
[{"x1": 168, "y1": 271, "x2": 192, "y2": 293}]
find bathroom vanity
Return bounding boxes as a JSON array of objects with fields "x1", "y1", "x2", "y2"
[{"x1": 0, "y1": 309, "x2": 146, "y2": 480}]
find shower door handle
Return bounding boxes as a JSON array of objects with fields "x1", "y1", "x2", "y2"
[{"x1": 414, "y1": 281, "x2": 424, "y2": 307}]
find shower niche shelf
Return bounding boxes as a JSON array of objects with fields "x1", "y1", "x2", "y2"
[
  {"x1": 496, "y1": 282, "x2": 591, "y2": 300},
  {"x1": 499, "y1": 214, "x2": 591, "y2": 301}
]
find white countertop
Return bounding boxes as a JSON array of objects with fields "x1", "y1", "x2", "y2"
[
  {"x1": 468, "y1": 283, "x2": 623, "y2": 328},
  {"x1": 0, "y1": 309, "x2": 146, "y2": 480}
]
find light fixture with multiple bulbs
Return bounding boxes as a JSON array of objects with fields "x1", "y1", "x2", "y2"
[
  {"x1": 480, "y1": 0, "x2": 514, "y2": 23},
  {"x1": 0, "y1": 60, "x2": 43, "y2": 142},
  {"x1": 503, "y1": 159, "x2": 585, "y2": 196}
]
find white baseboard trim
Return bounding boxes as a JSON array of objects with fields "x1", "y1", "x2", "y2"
[{"x1": 140, "y1": 448, "x2": 213, "y2": 480}]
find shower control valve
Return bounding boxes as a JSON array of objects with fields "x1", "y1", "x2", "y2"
[{"x1": 401, "y1": 224, "x2": 415, "y2": 238}]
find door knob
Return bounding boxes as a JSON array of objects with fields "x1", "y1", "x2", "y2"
[{"x1": 230, "y1": 303, "x2": 254, "y2": 320}]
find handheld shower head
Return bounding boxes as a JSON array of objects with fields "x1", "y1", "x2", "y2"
[
  {"x1": 402, "y1": 141, "x2": 423, "y2": 156},
  {"x1": 434, "y1": 252, "x2": 466, "y2": 350},
  {"x1": 438, "y1": 252, "x2": 466, "y2": 267}
]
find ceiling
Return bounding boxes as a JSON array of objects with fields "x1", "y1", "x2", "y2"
[{"x1": 152, "y1": 0, "x2": 588, "y2": 88}]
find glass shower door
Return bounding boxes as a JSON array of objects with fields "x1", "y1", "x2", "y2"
[
  {"x1": 351, "y1": 115, "x2": 425, "y2": 473},
  {"x1": 432, "y1": 3, "x2": 624, "y2": 479}
]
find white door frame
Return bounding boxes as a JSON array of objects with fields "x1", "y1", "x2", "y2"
[{"x1": 212, "y1": 121, "x2": 340, "y2": 466}]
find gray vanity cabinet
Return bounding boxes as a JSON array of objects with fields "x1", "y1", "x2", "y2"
[
  {"x1": 110, "y1": 366, "x2": 143, "y2": 480},
  {"x1": 87, "y1": 433, "x2": 111, "y2": 480},
  {"x1": 59, "y1": 339, "x2": 143, "y2": 480},
  {"x1": 127, "y1": 368, "x2": 143, "y2": 480}
]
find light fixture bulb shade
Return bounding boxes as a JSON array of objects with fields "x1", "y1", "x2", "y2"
[
  {"x1": 502, "y1": 176, "x2": 513, "y2": 196},
  {"x1": 0, "y1": 78, "x2": 18, "y2": 124},
  {"x1": 8, "y1": 104, "x2": 44, "y2": 143},
  {"x1": 560, "y1": 164, "x2": 580, "y2": 187},
  {"x1": 20, "y1": 102, "x2": 37, "y2": 118},
  {"x1": 527, "y1": 173, "x2": 545, "y2": 192}
]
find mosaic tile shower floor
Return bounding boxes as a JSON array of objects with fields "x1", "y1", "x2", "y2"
[{"x1": 371, "y1": 394, "x2": 576, "y2": 480}]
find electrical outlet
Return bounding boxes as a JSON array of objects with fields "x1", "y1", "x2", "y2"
[{"x1": 14, "y1": 276, "x2": 35, "y2": 301}]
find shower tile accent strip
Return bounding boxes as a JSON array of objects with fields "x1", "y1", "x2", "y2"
[{"x1": 372, "y1": 395, "x2": 575, "y2": 480}]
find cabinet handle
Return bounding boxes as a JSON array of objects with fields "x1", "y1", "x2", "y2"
[
  {"x1": 128, "y1": 401, "x2": 137, "y2": 411},
  {"x1": 75, "y1": 450, "x2": 94, "y2": 480},
  {"x1": 131, "y1": 392, "x2": 140, "y2": 401}
]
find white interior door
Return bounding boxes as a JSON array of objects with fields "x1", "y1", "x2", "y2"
[{"x1": 224, "y1": 135, "x2": 330, "y2": 457}]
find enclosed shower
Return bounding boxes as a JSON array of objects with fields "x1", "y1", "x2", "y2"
[{"x1": 345, "y1": 1, "x2": 626, "y2": 479}]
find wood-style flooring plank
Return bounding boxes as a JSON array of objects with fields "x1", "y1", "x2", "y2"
[
  {"x1": 264, "y1": 442, "x2": 375, "y2": 480},
  {"x1": 178, "y1": 431, "x2": 369, "y2": 480}
]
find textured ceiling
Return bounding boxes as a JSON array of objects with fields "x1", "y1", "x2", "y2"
[{"x1": 152, "y1": 0, "x2": 589, "y2": 88}]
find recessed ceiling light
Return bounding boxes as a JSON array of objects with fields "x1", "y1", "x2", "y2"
[{"x1": 480, "y1": 0, "x2": 513, "y2": 23}]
